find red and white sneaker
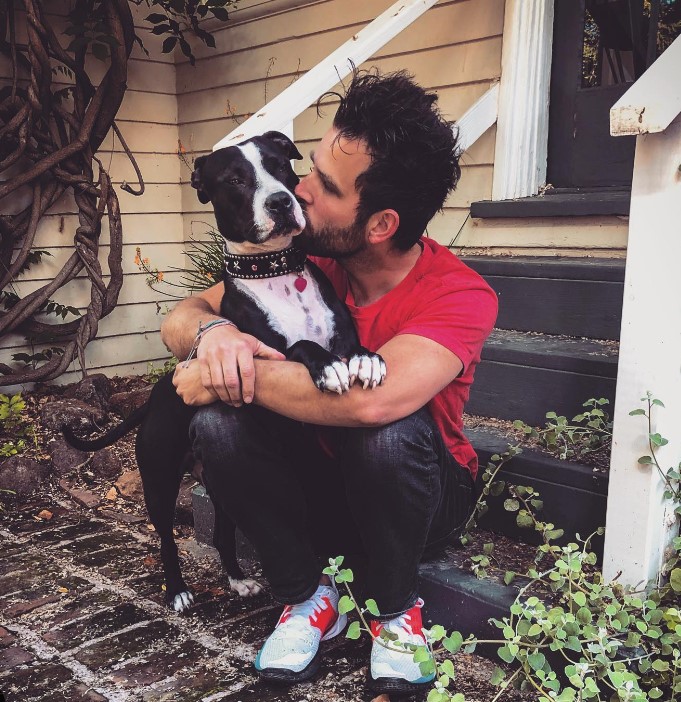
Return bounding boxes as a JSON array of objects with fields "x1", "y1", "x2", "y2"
[
  {"x1": 254, "y1": 582, "x2": 347, "y2": 682},
  {"x1": 368, "y1": 598, "x2": 435, "y2": 694}
]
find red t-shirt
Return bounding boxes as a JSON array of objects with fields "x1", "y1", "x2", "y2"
[{"x1": 311, "y1": 237, "x2": 497, "y2": 479}]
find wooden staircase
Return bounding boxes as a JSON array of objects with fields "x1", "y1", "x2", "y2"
[{"x1": 419, "y1": 255, "x2": 624, "y2": 635}]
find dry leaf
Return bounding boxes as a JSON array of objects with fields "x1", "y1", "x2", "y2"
[
  {"x1": 146, "y1": 524, "x2": 155, "y2": 531},
  {"x1": 37, "y1": 510, "x2": 53, "y2": 520},
  {"x1": 58, "y1": 587, "x2": 68, "y2": 593},
  {"x1": 371, "y1": 695, "x2": 391, "y2": 702},
  {"x1": 105, "y1": 487, "x2": 117, "y2": 501}
]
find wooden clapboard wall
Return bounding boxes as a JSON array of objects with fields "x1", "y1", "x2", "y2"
[
  {"x1": 0, "y1": 2, "x2": 183, "y2": 383},
  {"x1": 175, "y1": 0, "x2": 504, "y2": 249},
  {"x1": 176, "y1": 0, "x2": 627, "y2": 258},
  {"x1": 1, "y1": 0, "x2": 629, "y2": 384}
]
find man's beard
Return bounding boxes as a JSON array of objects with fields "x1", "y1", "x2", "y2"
[{"x1": 296, "y1": 212, "x2": 367, "y2": 260}]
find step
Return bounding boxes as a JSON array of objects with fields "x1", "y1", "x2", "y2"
[
  {"x1": 460, "y1": 256, "x2": 625, "y2": 340},
  {"x1": 467, "y1": 425, "x2": 609, "y2": 556},
  {"x1": 467, "y1": 329, "x2": 618, "y2": 425},
  {"x1": 419, "y1": 555, "x2": 518, "y2": 650}
]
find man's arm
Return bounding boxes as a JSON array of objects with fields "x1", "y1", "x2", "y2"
[
  {"x1": 161, "y1": 282, "x2": 285, "y2": 405},
  {"x1": 173, "y1": 333, "x2": 463, "y2": 427}
]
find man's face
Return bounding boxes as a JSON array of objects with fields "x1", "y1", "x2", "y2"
[{"x1": 294, "y1": 128, "x2": 372, "y2": 259}]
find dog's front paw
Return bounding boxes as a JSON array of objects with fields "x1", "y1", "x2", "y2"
[
  {"x1": 229, "y1": 577, "x2": 263, "y2": 597},
  {"x1": 314, "y1": 360, "x2": 350, "y2": 394},
  {"x1": 348, "y1": 351, "x2": 386, "y2": 389},
  {"x1": 169, "y1": 589, "x2": 195, "y2": 613}
]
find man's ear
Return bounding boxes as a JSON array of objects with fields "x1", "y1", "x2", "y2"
[
  {"x1": 262, "y1": 131, "x2": 303, "y2": 160},
  {"x1": 366, "y1": 209, "x2": 400, "y2": 245},
  {"x1": 191, "y1": 155, "x2": 211, "y2": 204}
]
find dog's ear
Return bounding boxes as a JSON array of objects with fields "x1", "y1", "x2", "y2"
[
  {"x1": 191, "y1": 155, "x2": 211, "y2": 204},
  {"x1": 262, "y1": 131, "x2": 303, "y2": 160}
]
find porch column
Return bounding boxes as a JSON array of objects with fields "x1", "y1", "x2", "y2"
[{"x1": 602, "y1": 114, "x2": 681, "y2": 587}]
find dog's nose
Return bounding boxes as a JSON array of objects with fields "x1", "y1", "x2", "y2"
[{"x1": 265, "y1": 192, "x2": 294, "y2": 214}]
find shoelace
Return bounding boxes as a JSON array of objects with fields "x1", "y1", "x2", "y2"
[{"x1": 277, "y1": 589, "x2": 332, "y2": 639}]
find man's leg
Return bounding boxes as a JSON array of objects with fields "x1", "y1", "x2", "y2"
[
  {"x1": 189, "y1": 403, "x2": 321, "y2": 604},
  {"x1": 339, "y1": 407, "x2": 474, "y2": 693},
  {"x1": 189, "y1": 404, "x2": 348, "y2": 683}
]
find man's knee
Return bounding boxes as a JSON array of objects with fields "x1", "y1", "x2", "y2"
[
  {"x1": 189, "y1": 403, "x2": 249, "y2": 461},
  {"x1": 342, "y1": 408, "x2": 438, "y2": 478}
]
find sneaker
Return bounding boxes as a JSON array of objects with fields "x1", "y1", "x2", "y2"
[
  {"x1": 368, "y1": 598, "x2": 436, "y2": 694},
  {"x1": 254, "y1": 582, "x2": 347, "y2": 682}
]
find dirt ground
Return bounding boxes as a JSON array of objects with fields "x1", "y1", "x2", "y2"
[{"x1": 0, "y1": 376, "x2": 540, "y2": 701}]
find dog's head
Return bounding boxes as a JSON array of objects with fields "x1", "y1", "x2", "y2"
[{"x1": 191, "y1": 131, "x2": 306, "y2": 245}]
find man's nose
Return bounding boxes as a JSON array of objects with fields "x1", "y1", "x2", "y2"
[{"x1": 294, "y1": 178, "x2": 311, "y2": 203}]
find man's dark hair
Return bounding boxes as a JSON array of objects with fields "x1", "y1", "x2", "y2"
[{"x1": 325, "y1": 69, "x2": 461, "y2": 250}]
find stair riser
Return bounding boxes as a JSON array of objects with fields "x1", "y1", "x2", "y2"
[
  {"x1": 467, "y1": 362, "x2": 616, "y2": 426},
  {"x1": 483, "y1": 277, "x2": 624, "y2": 340},
  {"x1": 472, "y1": 436, "x2": 609, "y2": 557}
]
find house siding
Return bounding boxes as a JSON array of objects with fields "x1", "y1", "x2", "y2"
[
  {"x1": 0, "y1": 0, "x2": 628, "y2": 383},
  {"x1": 0, "y1": 2, "x2": 183, "y2": 383}
]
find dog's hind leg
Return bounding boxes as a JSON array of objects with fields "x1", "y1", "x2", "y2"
[
  {"x1": 212, "y1": 503, "x2": 263, "y2": 598},
  {"x1": 136, "y1": 375, "x2": 196, "y2": 613}
]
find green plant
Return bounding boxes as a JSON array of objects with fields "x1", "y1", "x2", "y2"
[
  {"x1": 0, "y1": 393, "x2": 34, "y2": 458},
  {"x1": 144, "y1": 358, "x2": 179, "y2": 383},
  {"x1": 514, "y1": 398, "x2": 613, "y2": 461},
  {"x1": 135, "y1": 225, "x2": 224, "y2": 298},
  {"x1": 332, "y1": 394, "x2": 681, "y2": 701}
]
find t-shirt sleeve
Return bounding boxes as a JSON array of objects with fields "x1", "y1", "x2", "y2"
[{"x1": 396, "y1": 277, "x2": 498, "y2": 373}]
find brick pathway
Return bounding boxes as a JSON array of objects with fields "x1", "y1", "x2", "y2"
[{"x1": 0, "y1": 494, "x2": 374, "y2": 702}]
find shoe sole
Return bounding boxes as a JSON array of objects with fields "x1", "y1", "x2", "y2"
[
  {"x1": 367, "y1": 675, "x2": 436, "y2": 696},
  {"x1": 255, "y1": 613, "x2": 348, "y2": 684}
]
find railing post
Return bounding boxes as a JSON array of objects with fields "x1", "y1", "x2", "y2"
[{"x1": 602, "y1": 115, "x2": 681, "y2": 587}]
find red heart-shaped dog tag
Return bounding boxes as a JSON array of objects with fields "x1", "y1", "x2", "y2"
[{"x1": 294, "y1": 277, "x2": 307, "y2": 292}]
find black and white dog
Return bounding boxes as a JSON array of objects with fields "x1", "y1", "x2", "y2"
[{"x1": 64, "y1": 131, "x2": 385, "y2": 613}]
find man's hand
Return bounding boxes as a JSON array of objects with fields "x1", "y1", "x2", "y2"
[
  {"x1": 195, "y1": 325, "x2": 285, "y2": 405},
  {"x1": 173, "y1": 360, "x2": 220, "y2": 406}
]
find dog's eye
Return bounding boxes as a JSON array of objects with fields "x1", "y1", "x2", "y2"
[{"x1": 228, "y1": 178, "x2": 243, "y2": 186}]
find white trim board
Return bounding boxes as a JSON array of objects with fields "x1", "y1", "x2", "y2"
[{"x1": 492, "y1": 0, "x2": 555, "y2": 200}]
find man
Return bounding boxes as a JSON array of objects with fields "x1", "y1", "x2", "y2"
[{"x1": 163, "y1": 70, "x2": 497, "y2": 695}]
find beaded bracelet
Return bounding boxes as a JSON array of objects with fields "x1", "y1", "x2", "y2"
[{"x1": 182, "y1": 319, "x2": 237, "y2": 367}]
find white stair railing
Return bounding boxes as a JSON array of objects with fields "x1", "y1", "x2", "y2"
[
  {"x1": 603, "y1": 35, "x2": 681, "y2": 589},
  {"x1": 212, "y1": 0, "x2": 498, "y2": 155}
]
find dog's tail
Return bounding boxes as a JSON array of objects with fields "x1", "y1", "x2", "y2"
[{"x1": 62, "y1": 403, "x2": 149, "y2": 451}]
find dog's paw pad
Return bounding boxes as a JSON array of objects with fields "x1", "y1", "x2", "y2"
[
  {"x1": 229, "y1": 577, "x2": 263, "y2": 597},
  {"x1": 171, "y1": 590, "x2": 194, "y2": 613},
  {"x1": 348, "y1": 352, "x2": 386, "y2": 389},
  {"x1": 316, "y1": 361, "x2": 350, "y2": 394}
]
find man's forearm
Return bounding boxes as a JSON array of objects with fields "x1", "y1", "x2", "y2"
[
  {"x1": 252, "y1": 359, "x2": 386, "y2": 427},
  {"x1": 160, "y1": 297, "x2": 223, "y2": 359}
]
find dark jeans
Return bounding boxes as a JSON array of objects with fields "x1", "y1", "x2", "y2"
[{"x1": 189, "y1": 404, "x2": 474, "y2": 619}]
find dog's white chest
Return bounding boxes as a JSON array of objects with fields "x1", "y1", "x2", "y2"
[{"x1": 233, "y1": 269, "x2": 336, "y2": 349}]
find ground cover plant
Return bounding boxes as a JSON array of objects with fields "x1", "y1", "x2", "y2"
[{"x1": 332, "y1": 394, "x2": 681, "y2": 701}]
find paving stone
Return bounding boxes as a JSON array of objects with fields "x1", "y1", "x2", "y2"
[
  {"x1": 30, "y1": 519, "x2": 108, "y2": 545},
  {"x1": 187, "y1": 589, "x2": 274, "y2": 625},
  {"x1": 0, "y1": 646, "x2": 34, "y2": 668},
  {"x1": 3, "y1": 593, "x2": 62, "y2": 618},
  {"x1": 43, "y1": 602, "x2": 151, "y2": 651},
  {"x1": 27, "y1": 589, "x2": 122, "y2": 630},
  {"x1": 0, "y1": 553, "x2": 64, "y2": 597},
  {"x1": 1, "y1": 502, "x2": 76, "y2": 537},
  {"x1": 0, "y1": 661, "x2": 73, "y2": 701},
  {"x1": 74, "y1": 544, "x2": 150, "y2": 579},
  {"x1": 53, "y1": 530, "x2": 132, "y2": 558},
  {"x1": 0, "y1": 626, "x2": 17, "y2": 647},
  {"x1": 141, "y1": 665, "x2": 248, "y2": 702},
  {"x1": 73, "y1": 619, "x2": 179, "y2": 670},
  {"x1": 39, "y1": 681, "x2": 110, "y2": 702},
  {"x1": 209, "y1": 604, "x2": 282, "y2": 645},
  {"x1": 109, "y1": 638, "x2": 208, "y2": 687}
]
